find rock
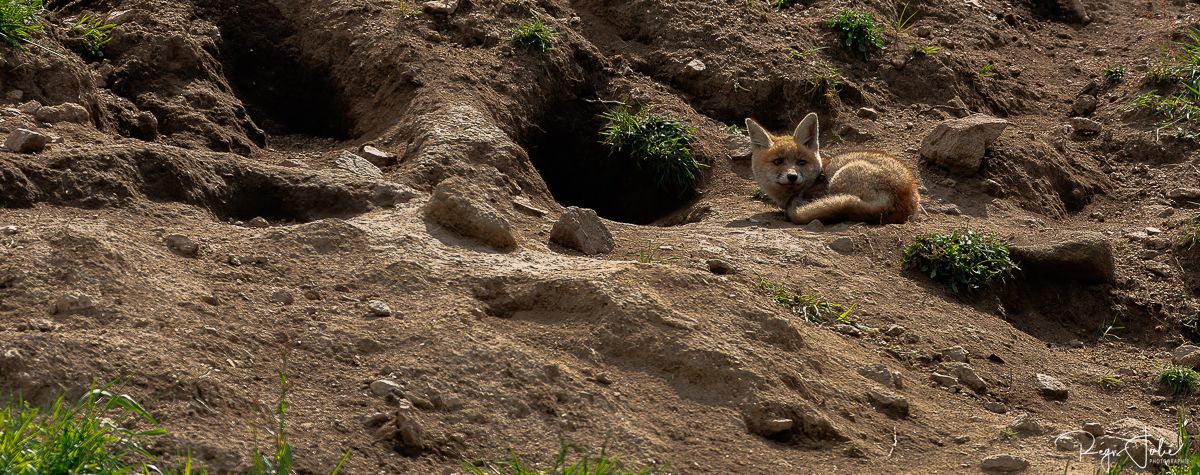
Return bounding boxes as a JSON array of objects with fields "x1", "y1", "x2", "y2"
[
  {"x1": 1082, "y1": 422, "x2": 1105, "y2": 437},
  {"x1": 1, "y1": 225, "x2": 17, "y2": 235},
  {"x1": 828, "y1": 236, "x2": 854, "y2": 253},
  {"x1": 391, "y1": 402, "x2": 426, "y2": 456},
  {"x1": 422, "y1": 0, "x2": 459, "y2": 15},
  {"x1": 164, "y1": 234, "x2": 198, "y2": 257},
  {"x1": 1053, "y1": 434, "x2": 1081, "y2": 451},
  {"x1": 1008, "y1": 413, "x2": 1046, "y2": 436},
  {"x1": 930, "y1": 372, "x2": 958, "y2": 388},
  {"x1": 725, "y1": 133, "x2": 752, "y2": 160},
  {"x1": 884, "y1": 325, "x2": 906, "y2": 337},
  {"x1": 939, "y1": 362, "x2": 987, "y2": 393},
  {"x1": 939, "y1": 346, "x2": 969, "y2": 363},
  {"x1": 367, "y1": 300, "x2": 392, "y2": 317},
  {"x1": 4, "y1": 128, "x2": 49, "y2": 153},
  {"x1": 34, "y1": 103, "x2": 90, "y2": 124},
  {"x1": 1072, "y1": 95, "x2": 1098, "y2": 116},
  {"x1": 980, "y1": 454, "x2": 1029, "y2": 472},
  {"x1": 1095, "y1": 436, "x2": 1152, "y2": 465},
  {"x1": 280, "y1": 159, "x2": 305, "y2": 168},
  {"x1": 423, "y1": 177, "x2": 516, "y2": 250},
  {"x1": 919, "y1": 114, "x2": 1008, "y2": 176},
  {"x1": 549, "y1": 207, "x2": 613, "y2": 255},
  {"x1": 512, "y1": 196, "x2": 548, "y2": 217},
  {"x1": 947, "y1": 96, "x2": 970, "y2": 117},
  {"x1": 1109, "y1": 418, "x2": 1179, "y2": 452},
  {"x1": 269, "y1": 289, "x2": 294, "y2": 305},
  {"x1": 1071, "y1": 117, "x2": 1102, "y2": 135},
  {"x1": 706, "y1": 258, "x2": 738, "y2": 275},
  {"x1": 1010, "y1": 232, "x2": 1114, "y2": 284},
  {"x1": 761, "y1": 418, "x2": 794, "y2": 434},
  {"x1": 1172, "y1": 345, "x2": 1200, "y2": 369},
  {"x1": 370, "y1": 379, "x2": 403, "y2": 396},
  {"x1": 363, "y1": 412, "x2": 390, "y2": 429},
  {"x1": 858, "y1": 364, "x2": 904, "y2": 389},
  {"x1": 857, "y1": 107, "x2": 879, "y2": 120},
  {"x1": 50, "y1": 293, "x2": 94, "y2": 315},
  {"x1": 833, "y1": 324, "x2": 862, "y2": 336},
  {"x1": 684, "y1": 58, "x2": 706, "y2": 74},
  {"x1": 983, "y1": 401, "x2": 1008, "y2": 414},
  {"x1": 370, "y1": 182, "x2": 418, "y2": 207},
  {"x1": 248, "y1": 217, "x2": 270, "y2": 228},
  {"x1": 356, "y1": 338, "x2": 384, "y2": 354},
  {"x1": 359, "y1": 145, "x2": 397, "y2": 166},
  {"x1": 335, "y1": 151, "x2": 383, "y2": 179},
  {"x1": 1035, "y1": 373, "x2": 1068, "y2": 400},
  {"x1": 1167, "y1": 187, "x2": 1200, "y2": 203},
  {"x1": 866, "y1": 388, "x2": 910, "y2": 418}
]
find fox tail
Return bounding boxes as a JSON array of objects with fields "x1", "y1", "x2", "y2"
[{"x1": 787, "y1": 193, "x2": 890, "y2": 225}]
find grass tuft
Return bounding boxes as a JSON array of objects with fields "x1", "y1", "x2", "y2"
[
  {"x1": 1095, "y1": 375, "x2": 1122, "y2": 390},
  {"x1": 72, "y1": 15, "x2": 115, "y2": 58},
  {"x1": 1131, "y1": 29, "x2": 1200, "y2": 138},
  {"x1": 1159, "y1": 364, "x2": 1200, "y2": 395},
  {"x1": 901, "y1": 230, "x2": 1019, "y2": 294},
  {"x1": 462, "y1": 443, "x2": 670, "y2": 475},
  {"x1": 395, "y1": 1, "x2": 421, "y2": 19},
  {"x1": 825, "y1": 8, "x2": 885, "y2": 60},
  {"x1": 1102, "y1": 64, "x2": 1127, "y2": 84},
  {"x1": 905, "y1": 43, "x2": 941, "y2": 61},
  {"x1": 507, "y1": 17, "x2": 556, "y2": 56},
  {"x1": 893, "y1": 1, "x2": 917, "y2": 34},
  {"x1": 600, "y1": 106, "x2": 702, "y2": 196},
  {"x1": 757, "y1": 279, "x2": 856, "y2": 325},
  {"x1": 1182, "y1": 312, "x2": 1200, "y2": 344},
  {"x1": 0, "y1": 0, "x2": 43, "y2": 48}
]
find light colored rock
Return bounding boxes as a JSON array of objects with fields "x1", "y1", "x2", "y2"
[
  {"x1": 423, "y1": 177, "x2": 516, "y2": 249},
  {"x1": 335, "y1": 151, "x2": 383, "y2": 179},
  {"x1": 919, "y1": 114, "x2": 1008, "y2": 176},
  {"x1": 1172, "y1": 345, "x2": 1200, "y2": 369},
  {"x1": 1053, "y1": 434, "x2": 1080, "y2": 451},
  {"x1": 34, "y1": 103, "x2": 89, "y2": 124},
  {"x1": 939, "y1": 345, "x2": 969, "y2": 363},
  {"x1": 1035, "y1": 373, "x2": 1068, "y2": 400},
  {"x1": 367, "y1": 300, "x2": 392, "y2": 317},
  {"x1": 1009, "y1": 232, "x2": 1114, "y2": 284},
  {"x1": 50, "y1": 292, "x2": 94, "y2": 315},
  {"x1": 1082, "y1": 422, "x2": 1105, "y2": 437},
  {"x1": 1, "y1": 225, "x2": 17, "y2": 235},
  {"x1": 857, "y1": 107, "x2": 879, "y2": 120},
  {"x1": 858, "y1": 364, "x2": 903, "y2": 389},
  {"x1": 1072, "y1": 95, "x2": 1098, "y2": 116},
  {"x1": 248, "y1": 217, "x2": 270, "y2": 228},
  {"x1": 981, "y1": 454, "x2": 1029, "y2": 472},
  {"x1": 164, "y1": 234, "x2": 198, "y2": 257},
  {"x1": 370, "y1": 379, "x2": 403, "y2": 396},
  {"x1": 884, "y1": 325, "x2": 905, "y2": 337},
  {"x1": 761, "y1": 418, "x2": 794, "y2": 434},
  {"x1": 1008, "y1": 413, "x2": 1046, "y2": 436},
  {"x1": 725, "y1": 133, "x2": 752, "y2": 160},
  {"x1": 866, "y1": 388, "x2": 909, "y2": 418},
  {"x1": 4, "y1": 128, "x2": 49, "y2": 153},
  {"x1": 828, "y1": 236, "x2": 854, "y2": 253},
  {"x1": 1108, "y1": 418, "x2": 1179, "y2": 453},
  {"x1": 422, "y1": 0, "x2": 458, "y2": 14},
  {"x1": 939, "y1": 362, "x2": 987, "y2": 393},
  {"x1": 834, "y1": 324, "x2": 862, "y2": 336},
  {"x1": 685, "y1": 58, "x2": 706, "y2": 73},
  {"x1": 983, "y1": 401, "x2": 1007, "y2": 414},
  {"x1": 550, "y1": 207, "x2": 613, "y2": 255},
  {"x1": 1167, "y1": 187, "x2": 1200, "y2": 203},
  {"x1": 370, "y1": 182, "x2": 418, "y2": 207},
  {"x1": 1071, "y1": 117, "x2": 1102, "y2": 135},
  {"x1": 930, "y1": 372, "x2": 958, "y2": 388},
  {"x1": 512, "y1": 196, "x2": 548, "y2": 217},
  {"x1": 359, "y1": 145, "x2": 396, "y2": 166}
]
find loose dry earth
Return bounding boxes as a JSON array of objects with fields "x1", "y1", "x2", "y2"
[{"x1": 2, "y1": 0, "x2": 1200, "y2": 473}]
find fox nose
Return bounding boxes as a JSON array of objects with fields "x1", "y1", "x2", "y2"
[{"x1": 787, "y1": 173, "x2": 799, "y2": 182}]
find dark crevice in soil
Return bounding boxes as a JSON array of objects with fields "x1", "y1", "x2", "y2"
[{"x1": 524, "y1": 99, "x2": 695, "y2": 225}]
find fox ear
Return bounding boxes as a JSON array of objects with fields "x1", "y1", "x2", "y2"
[
  {"x1": 745, "y1": 118, "x2": 773, "y2": 150},
  {"x1": 793, "y1": 113, "x2": 819, "y2": 151}
]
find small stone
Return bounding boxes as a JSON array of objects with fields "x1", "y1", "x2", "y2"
[
  {"x1": 858, "y1": 364, "x2": 902, "y2": 389},
  {"x1": 1009, "y1": 232, "x2": 1114, "y2": 284},
  {"x1": 370, "y1": 182, "x2": 418, "y2": 208},
  {"x1": 1145, "y1": 227, "x2": 1162, "y2": 235},
  {"x1": 1167, "y1": 187, "x2": 1200, "y2": 203},
  {"x1": 1071, "y1": 117, "x2": 1102, "y2": 135},
  {"x1": 164, "y1": 234, "x2": 198, "y2": 257},
  {"x1": 248, "y1": 217, "x2": 270, "y2": 228},
  {"x1": 857, "y1": 107, "x2": 880, "y2": 120},
  {"x1": 867, "y1": 388, "x2": 910, "y2": 418},
  {"x1": 370, "y1": 379, "x2": 403, "y2": 396},
  {"x1": 762, "y1": 418, "x2": 794, "y2": 434},
  {"x1": 4, "y1": 128, "x2": 49, "y2": 153},
  {"x1": 684, "y1": 58, "x2": 706, "y2": 74},
  {"x1": 834, "y1": 324, "x2": 862, "y2": 337},
  {"x1": 269, "y1": 289, "x2": 294, "y2": 305},
  {"x1": 549, "y1": 207, "x2": 614, "y2": 255},
  {"x1": 884, "y1": 325, "x2": 906, "y2": 337},
  {"x1": 423, "y1": 177, "x2": 516, "y2": 249},
  {"x1": 358, "y1": 145, "x2": 396, "y2": 166},
  {"x1": 367, "y1": 300, "x2": 392, "y2": 317},
  {"x1": 1082, "y1": 422, "x2": 1105, "y2": 437},
  {"x1": 919, "y1": 114, "x2": 1008, "y2": 176},
  {"x1": 512, "y1": 196, "x2": 548, "y2": 217},
  {"x1": 725, "y1": 133, "x2": 752, "y2": 160},
  {"x1": 1172, "y1": 344, "x2": 1200, "y2": 369},
  {"x1": 335, "y1": 151, "x2": 383, "y2": 179},
  {"x1": 422, "y1": 0, "x2": 459, "y2": 14},
  {"x1": 706, "y1": 258, "x2": 738, "y2": 275},
  {"x1": 50, "y1": 292, "x2": 94, "y2": 315},
  {"x1": 1072, "y1": 94, "x2": 1098, "y2": 116},
  {"x1": 939, "y1": 362, "x2": 987, "y2": 393},
  {"x1": 930, "y1": 372, "x2": 958, "y2": 387},
  {"x1": 363, "y1": 412, "x2": 390, "y2": 428},
  {"x1": 1008, "y1": 413, "x2": 1046, "y2": 436},
  {"x1": 1, "y1": 225, "x2": 17, "y2": 235},
  {"x1": 1053, "y1": 434, "x2": 1081, "y2": 451},
  {"x1": 828, "y1": 236, "x2": 854, "y2": 253},
  {"x1": 280, "y1": 159, "x2": 305, "y2": 168},
  {"x1": 939, "y1": 346, "x2": 969, "y2": 363},
  {"x1": 34, "y1": 103, "x2": 89, "y2": 124},
  {"x1": 1034, "y1": 373, "x2": 1068, "y2": 400},
  {"x1": 981, "y1": 454, "x2": 1029, "y2": 472},
  {"x1": 983, "y1": 401, "x2": 1007, "y2": 414}
]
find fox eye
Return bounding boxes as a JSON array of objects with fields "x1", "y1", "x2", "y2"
[
  {"x1": 797, "y1": 160, "x2": 807, "y2": 165},
  {"x1": 772, "y1": 158, "x2": 784, "y2": 165}
]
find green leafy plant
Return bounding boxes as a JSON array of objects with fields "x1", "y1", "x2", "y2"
[
  {"x1": 1182, "y1": 312, "x2": 1200, "y2": 344},
  {"x1": 600, "y1": 106, "x2": 703, "y2": 196},
  {"x1": 1095, "y1": 375, "x2": 1122, "y2": 390},
  {"x1": 825, "y1": 8, "x2": 885, "y2": 60},
  {"x1": 906, "y1": 43, "x2": 941, "y2": 61},
  {"x1": 0, "y1": 0, "x2": 43, "y2": 48},
  {"x1": 507, "y1": 17, "x2": 556, "y2": 55},
  {"x1": 72, "y1": 15, "x2": 115, "y2": 58},
  {"x1": 1158, "y1": 364, "x2": 1200, "y2": 395},
  {"x1": 1130, "y1": 29, "x2": 1200, "y2": 137},
  {"x1": 1098, "y1": 317, "x2": 1124, "y2": 341},
  {"x1": 757, "y1": 278, "x2": 856, "y2": 325},
  {"x1": 636, "y1": 244, "x2": 678, "y2": 265},
  {"x1": 1102, "y1": 65, "x2": 1127, "y2": 84},
  {"x1": 975, "y1": 63, "x2": 996, "y2": 81},
  {"x1": 901, "y1": 230, "x2": 1019, "y2": 294},
  {"x1": 395, "y1": 1, "x2": 421, "y2": 19},
  {"x1": 999, "y1": 427, "x2": 1017, "y2": 441},
  {"x1": 807, "y1": 68, "x2": 843, "y2": 97},
  {"x1": 1160, "y1": 407, "x2": 1200, "y2": 474},
  {"x1": 462, "y1": 443, "x2": 670, "y2": 475},
  {"x1": 893, "y1": 1, "x2": 917, "y2": 33}
]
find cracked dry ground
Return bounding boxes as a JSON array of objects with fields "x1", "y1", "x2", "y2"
[{"x1": 2, "y1": 0, "x2": 1200, "y2": 473}]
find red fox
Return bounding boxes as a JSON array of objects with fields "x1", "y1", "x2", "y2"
[{"x1": 746, "y1": 113, "x2": 920, "y2": 224}]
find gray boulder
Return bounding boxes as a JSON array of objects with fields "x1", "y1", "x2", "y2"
[
  {"x1": 423, "y1": 177, "x2": 516, "y2": 250},
  {"x1": 1010, "y1": 232, "x2": 1114, "y2": 284},
  {"x1": 550, "y1": 207, "x2": 614, "y2": 255},
  {"x1": 920, "y1": 114, "x2": 1008, "y2": 176}
]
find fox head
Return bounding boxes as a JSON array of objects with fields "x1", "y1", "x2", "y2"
[{"x1": 746, "y1": 113, "x2": 823, "y2": 207}]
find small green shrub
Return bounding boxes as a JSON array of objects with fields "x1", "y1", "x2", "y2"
[
  {"x1": 901, "y1": 230, "x2": 1019, "y2": 294},
  {"x1": 507, "y1": 17, "x2": 556, "y2": 55},
  {"x1": 1161, "y1": 408, "x2": 1200, "y2": 474},
  {"x1": 1131, "y1": 29, "x2": 1200, "y2": 137},
  {"x1": 975, "y1": 63, "x2": 995, "y2": 81},
  {"x1": 1095, "y1": 375, "x2": 1122, "y2": 390},
  {"x1": 0, "y1": 0, "x2": 43, "y2": 48},
  {"x1": 462, "y1": 443, "x2": 670, "y2": 475},
  {"x1": 825, "y1": 8, "x2": 885, "y2": 60},
  {"x1": 600, "y1": 106, "x2": 702, "y2": 196},
  {"x1": 1102, "y1": 65, "x2": 1127, "y2": 83},
  {"x1": 72, "y1": 15, "x2": 115, "y2": 58},
  {"x1": 395, "y1": 1, "x2": 421, "y2": 19},
  {"x1": 905, "y1": 43, "x2": 941, "y2": 60},
  {"x1": 1158, "y1": 364, "x2": 1200, "y2": 395},
  {"x1": 1183, "y1": 313, "x2": 1200, "y2": 344},
  {"x1": 758, "y1": 279, "x2": 855, "y2": 325}
]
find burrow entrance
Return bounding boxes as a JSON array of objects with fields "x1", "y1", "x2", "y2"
[
  {"x1": 204, "y1": 0, "x2": 355, "y2": 139},
  {"x1": 525, "y1": 101, "x2": 697, "y2": 225}
]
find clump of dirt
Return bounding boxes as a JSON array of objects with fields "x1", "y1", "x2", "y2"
[{"x1": 3, "y1": 0, "x2": 1200, "y2": 473}]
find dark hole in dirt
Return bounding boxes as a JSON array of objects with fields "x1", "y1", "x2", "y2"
[
  {"x1": 216, "y1": 171, "x2": 371, "y2": 223},
  {"x1": 205, "y1": 0, "x2": 354, "y2": 139},
  {"x1": 525, "y1": 101, "x2": 695, "y2": 225}
]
